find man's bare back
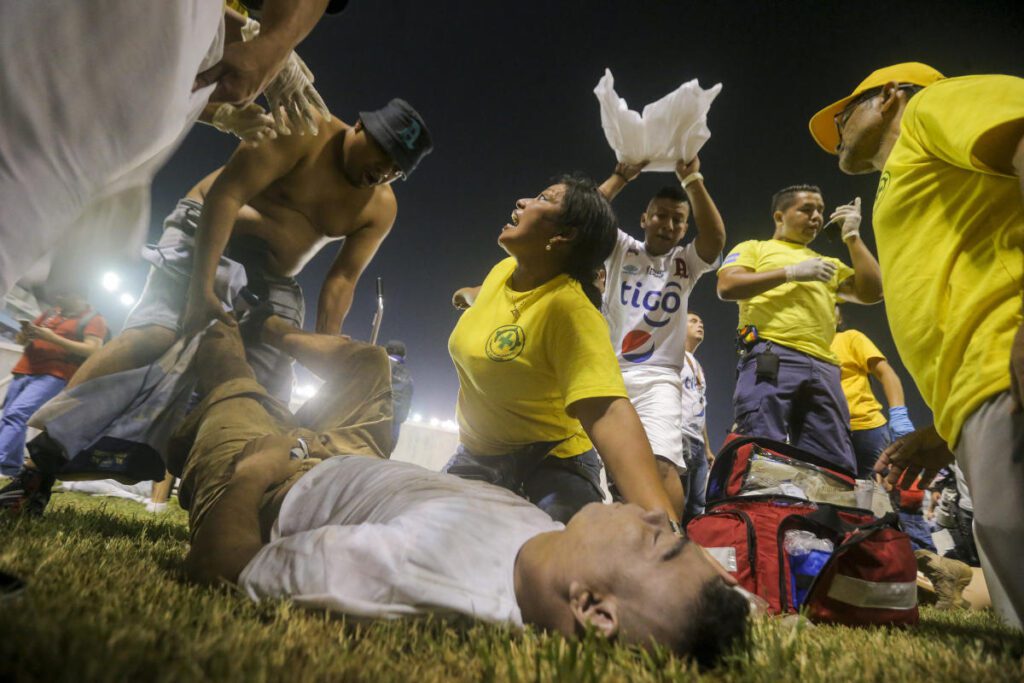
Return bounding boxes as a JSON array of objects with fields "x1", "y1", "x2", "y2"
[{"x1": 187, "y1": 117, "x2": 396, "y2": 279}]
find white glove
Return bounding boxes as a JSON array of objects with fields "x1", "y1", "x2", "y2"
[
  {"x1": 211, "y1": 103, "x2": 277, "y2": 143},
  {"x1": 829, "y1": 197, "x2": 863, "y2": 243},
  {"x1": 785, "y1": 258, "x2": 837, "y2": 283},
  {"x1": 241, "y1": 19, "x2": 330, "y2": 137}
]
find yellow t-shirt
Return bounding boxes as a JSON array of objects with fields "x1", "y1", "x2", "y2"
[
  {"x1": 448, "y1": 257, "x2": 628, "y2": 458},
  {"x1": 873, "y1": 75, "x2": 1024, "y2": 445},
  {"x1": 719, "y1": 239, "x2": 855, "y2": 363},
  {"x1": 831, "y1": 330, "x2": 888, "y2": 431}
]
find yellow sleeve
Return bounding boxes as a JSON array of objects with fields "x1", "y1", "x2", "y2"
[
  {"x1": 831, "y1": 258, "x2": 856, "y2": 290},
  {"x1": 719, "y1": 240, "x2": 758, "y2": 272},
  {"x1": 543, "y1": 297, "x2": 628, "y2": 415},
  {"x1": 905, "y1": 75, "x2": 1024, "y2": 175},
  {"x1": 850, "y1": 330, "x2": 886, "y2": 372}
]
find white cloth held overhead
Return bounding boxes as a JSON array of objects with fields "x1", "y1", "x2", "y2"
[{"x1": 593, "y1": 68, "x2": 722, "y2": 172}]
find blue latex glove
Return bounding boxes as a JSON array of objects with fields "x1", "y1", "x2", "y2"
[{"x1": 888, "y1": 405, "x2": 915, "y2": 439}]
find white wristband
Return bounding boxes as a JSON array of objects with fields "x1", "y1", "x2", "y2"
[
  {"x1": 681, "y1": 172, "x2": 704, "y2": 189},
  {"x1": 784, "y1": 264, "x2": 795, "y2": 283}
]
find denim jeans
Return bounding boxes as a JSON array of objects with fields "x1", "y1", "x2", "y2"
[
  {"x1": 443, "y1": 441, "x2": 604, "y2": 523},
  {"x1": 0, "y1": 373, "x2": 67, "y2": 475},
  {"x1": 682, "y1": 435, "x2": 709, "y2": 521},
  {"x1": 899, "y1": 511, "x2": 937, "y2": 552},
  {"x1": 850, "y1": 423, "x2": 892, "y2": 478}
]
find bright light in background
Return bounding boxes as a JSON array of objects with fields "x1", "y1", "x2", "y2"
[
  {"x1": 441, "y1": 420, "x2": 457, "y2": 432},
  {"x1": 411, "y1": 413, "x2": 422, "y2": 423},
  {"x1": 101, "y1": 272, "x2": 121, "y2": 292},
  {"x1": 429, "y1": 417, "x2": 440, "y2": 427},
  {"x1": 295, "y1": 384, "x2": 318, "y2": 399},
  {"x1": 119, "y1": 292, "x2": 136, "y2": 307}
]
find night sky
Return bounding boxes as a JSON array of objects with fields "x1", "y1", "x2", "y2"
[{"x1": 97, "y1": 0, "x2": 1024, "y2": 451}]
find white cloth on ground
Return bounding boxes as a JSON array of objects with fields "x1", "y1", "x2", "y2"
[
  {"x1": 0, "y1": 0, "x2": 224, "y2": 293},
  {"x1": 62, "y1": 479, "x2": 153, "y2": 503},
  {"x1": 593, "y1": 68, "x2": 722, "y2": 173},
  {"x1": 680, "y1": 351, "x2": 708, "y2": 442},
  {"x1": 240, "y1": 455, "x2": 563, "y2": 626},
  {"x1": 603, "y1": 230, "x2": 719, "y2": 371},
  {"x1": 621, "y1": 366, "x2": 686, "y2": 470}
]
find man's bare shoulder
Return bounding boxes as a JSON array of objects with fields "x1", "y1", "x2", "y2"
[{"x1": 362, "y1": 184, "x2": 398, "y2": 232}]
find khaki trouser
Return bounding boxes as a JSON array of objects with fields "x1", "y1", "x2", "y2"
[{"x1": 169, "y1": 341, "x2": 394, "y2": 541}]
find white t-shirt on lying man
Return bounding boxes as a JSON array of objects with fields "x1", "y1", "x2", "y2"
[{"x1": 239, "y1": 456, "x2": 563, "y2": 626}]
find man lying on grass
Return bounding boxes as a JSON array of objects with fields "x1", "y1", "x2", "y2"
[{"x1": 174, "y1": 319, "x2": 749, "y2": 666}]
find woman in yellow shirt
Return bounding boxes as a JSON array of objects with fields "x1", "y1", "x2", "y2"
[{"x1": 447, "y1": 175, "x2": 676, "y2": 524}]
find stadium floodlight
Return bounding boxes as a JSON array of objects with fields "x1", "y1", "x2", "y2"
[
  {"x1": 411, "y1": 413, "x2": 422, "y2": 423},
  {"x1": 119, "y1": 292, "x2": 136, "y2": 307},
  {"x1": 441, "y1": 420, "x2": 457, "y2": 432},
  {"x1": 102, "y1": 272, "x2": 121, "y2": 292},
  {"x1": 429, "y1": 417, "x2": 440, "y2": 427},
  {"x1": 295, "y1": 384, "x2": 317, "y2": 399}
]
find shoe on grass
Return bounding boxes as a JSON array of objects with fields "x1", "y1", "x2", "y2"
[
  {"x1": 145, "y1": 501, "x2": 168, "y2": 514},
  {"x1": 0, "y1": 468, "x2": 56, "y2": 517},
  {"x1": 915, "y1": 549, "x2": 972, "y2": 610}
]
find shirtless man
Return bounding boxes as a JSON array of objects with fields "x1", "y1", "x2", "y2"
[{"x1": 66, "y1": 98, "x2": 433, "y2": 401}]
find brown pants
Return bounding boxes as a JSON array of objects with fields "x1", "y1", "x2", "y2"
[{"x1": 170, "y1": 340, "x2": 394, "y2": 542}]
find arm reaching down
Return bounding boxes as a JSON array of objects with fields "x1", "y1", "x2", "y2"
[
  {"x1": 196, "y1": 0, "x2": 331, "y2": 106},
  {"x1": 572, "y1": 396, "x2": 678, "y2": 522},
  {"x1": 182, "y1": 133, "x2": 312, "y2": 336},
  {"x1": 315, "y1": 191, "x2": 397, "y2": 335}
]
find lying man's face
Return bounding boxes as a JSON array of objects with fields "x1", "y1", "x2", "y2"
[{"x1": 560, "y1": 503, "x2": 745, "y2": 654}]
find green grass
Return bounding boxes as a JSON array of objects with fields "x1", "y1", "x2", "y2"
[{"x1": 1, "y1": 489, "x2": 1022, "y2": 682}]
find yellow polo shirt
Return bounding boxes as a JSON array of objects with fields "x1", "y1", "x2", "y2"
[
  {"x1": 719, "y1": 239, "x2": 854, "y2": 363},
  {"x1": 831, "y1": 329, "x2": 888, "y2": 431},
  {"x1": 448, "y1": 257, "x2": 628, "y2": 458},
  {"x1": 872, "y1": 74, "x2": 1024, "y2": 445}
]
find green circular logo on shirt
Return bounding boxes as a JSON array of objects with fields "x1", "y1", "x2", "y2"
[{"x1": 486, "y1": 325, "x2": 525, "y2": 362}]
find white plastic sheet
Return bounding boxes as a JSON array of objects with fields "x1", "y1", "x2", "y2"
[{"x1": 594, "y1": 69, "x2": 722, "y2": 172}]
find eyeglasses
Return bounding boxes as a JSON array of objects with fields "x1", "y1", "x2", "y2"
[{"x1": 833, "y1": 84, "x2": 920, "y2": 148}]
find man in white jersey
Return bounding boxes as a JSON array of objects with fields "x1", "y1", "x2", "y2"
[
  {"x1": 680, "y1": 312, "x2": 716, "y2": 521},
  {"x1": 176, "y1": 321, "x2": 749, "y2": 666},
  {"x1": 598, "y1": 159, "x2": 726, "y2": 519}
]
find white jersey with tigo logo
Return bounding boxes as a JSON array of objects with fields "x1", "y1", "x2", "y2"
[
  {"x1": 603, "y1": 230, "x2": 719, "y2": 371},
  {"x1": 680, "y1": 351, "x2": 707, "y2": 441}
]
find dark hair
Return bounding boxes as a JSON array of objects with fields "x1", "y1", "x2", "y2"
[
  {"x1": 651, "y1": 185, "x2": 689, "y2": 204},
  {"x1": 674, "y1": 580, "x2": 750, "y2": 669},
  {"x1": 770, "y1": 184, "x2": 823, "y2": 216},
  {"x1": 554, "y1": 173, "x2": 618, "y2": 309},
  {"x1": 385, "y1": 340, "x2": 406, "y2": 358}
]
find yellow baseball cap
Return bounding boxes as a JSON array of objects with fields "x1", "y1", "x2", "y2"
[{"x1": 808, "y1": 62, "x2": 945, "y2": 154}]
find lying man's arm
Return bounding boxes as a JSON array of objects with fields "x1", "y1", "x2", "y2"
[
  {"x1": 573, "y1": 396, "x2": 679, "y2": 523},
  {"x1": 315, "y1": 192, "x2": 397, "y2": 335},
  {"x1": 185, "y1": 435, "x2": 302, "y2": 585}
]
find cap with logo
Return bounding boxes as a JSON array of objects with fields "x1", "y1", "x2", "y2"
[
  {"x1": 359, "y1": 98, "x2": 433, "y2": 178},
  {"x1": 808, "y1": 62, "x2": 945, "y2": 154}
]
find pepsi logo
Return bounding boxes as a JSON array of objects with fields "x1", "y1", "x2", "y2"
[{"x1": 621, "y1": 329, "x2": 654, "y2": 363}]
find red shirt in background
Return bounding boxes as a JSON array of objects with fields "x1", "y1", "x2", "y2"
[{"x1": 12, "y1": 308, "x2": 108, "y2": 381}]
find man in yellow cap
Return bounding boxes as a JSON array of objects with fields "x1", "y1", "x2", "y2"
[{"x1": 809, "y1": 62, "x2": 1024, "y2": 625}]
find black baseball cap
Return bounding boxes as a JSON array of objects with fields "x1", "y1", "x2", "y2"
[{"x1": 359, "y1": 98, "x2": 433, "y2": 178}]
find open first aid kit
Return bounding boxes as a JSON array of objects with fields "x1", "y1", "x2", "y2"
[{"x1": 687, "y1": 435, "x2": 919, "y2": 626}]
